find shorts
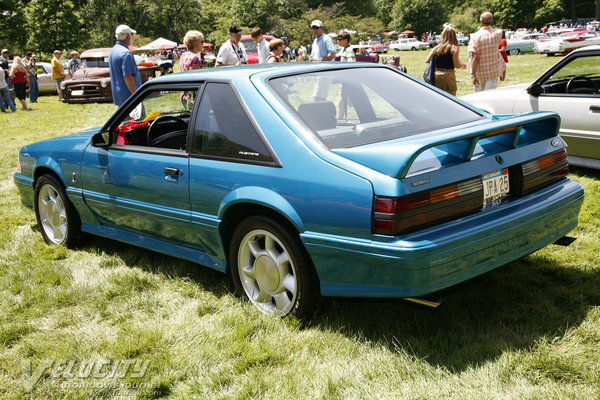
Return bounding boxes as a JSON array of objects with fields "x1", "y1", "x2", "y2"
[
  {"x1": 14, "y1": 82, "x2": 27, "y2": 100},
  {"x1": 55, "y1": 78, "x2": 64, "y2": 89},
  {"x1": 434, "y1": 68, "x2": 457, "y2": 96}
]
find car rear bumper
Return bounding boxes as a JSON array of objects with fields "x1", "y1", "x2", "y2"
[{"x1": 302, "y1": 178, "x2": 584, "y2": 297}]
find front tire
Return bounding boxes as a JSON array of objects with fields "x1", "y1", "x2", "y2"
[
  {"x1": 508, "y1": 48, "x2": 519, "y2": 56},
  {"x1": 229, "y1": 216, "x2": 319, "y2": 318},
  {"x1": 34, "y1": 174, "x2": 81, "y2": 247}
]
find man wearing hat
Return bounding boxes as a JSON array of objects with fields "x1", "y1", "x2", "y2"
[
  {"x1": 309, "y1": 20, "x2": 336, "y2": 62},
  {"x1": 1, "y1": 49, "x2": 12, "y2": 87},
  {"x1": 216, "y1": 24, "x2": 247, "y2": 67},
  {"x1": 109, "y1": 24, "x2": 141, "y2": 106}
]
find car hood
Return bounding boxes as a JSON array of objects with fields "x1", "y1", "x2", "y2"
[
  {"x1": 69, "y1": 67, "x2": 109, "y2": 81},
  {"x1": 460, "y1": 83, "x2": 530, "y2": 113},
  {"x1": 25, "y1": 127, "x2": 101, "y2": 150}
]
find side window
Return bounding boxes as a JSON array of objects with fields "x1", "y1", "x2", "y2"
[
  {"x1": 192, "y1": 82, "x2": 273, "y2": 162},
  {"x1": 114, "y1": 88, "x2": 198, "y2": 149}
]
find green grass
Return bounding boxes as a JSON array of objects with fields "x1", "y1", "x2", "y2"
[{"x1": 1, "y1": 55, "x2": 600, "y2": 399}]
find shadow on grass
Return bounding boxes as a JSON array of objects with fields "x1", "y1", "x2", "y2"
[
  {"x1": 311, "y1": 253, "x2": 600, "y2": 372},
  {"x1": 73, "y1": 230, "x2": 599, "y2": 373}
]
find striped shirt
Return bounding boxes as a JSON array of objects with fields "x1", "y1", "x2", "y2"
[{"x1": 468, "y1": 26, "x2": 504, "y2": 81}]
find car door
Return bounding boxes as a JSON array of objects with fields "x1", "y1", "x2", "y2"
[
  {"x1": 515, "y1": 51, "x2": 600, "y2": 162},
  {"x1": 187, "y1": 81, "x2": 279, "y2": 263},
  {"x1": 80, "y1": 85, "x2": 199, "y2": 246}
]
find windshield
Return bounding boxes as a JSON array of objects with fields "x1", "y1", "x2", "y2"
[
  {"x1": 546, "y1": 54, "x2": 600, "y2": 83},
  {"x1": 269, "y1": 67, "x2": 482, "y2": 148}
]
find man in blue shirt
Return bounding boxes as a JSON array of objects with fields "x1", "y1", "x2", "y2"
[
  {"x1": 109, "y1": 24, "x2": 142, "y2": 106},
  {"x1": 309, "y1": 20, "x2": 336, "y2": 62}
]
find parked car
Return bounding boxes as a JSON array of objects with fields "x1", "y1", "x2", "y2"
[
  {"x1": 505, "y1": 33, "x2": 550, "y2": 55},
  {"x1": 61, "y1": 48, "x2": 157, "y2": 103},
  {"x1": 7, "y1": 61, "x2": 56, "y2": 97},
  {"x1": 239, "y1": 35, "x2": 276, "y2": 64},
  {"x1": 14, "y1": 63, "x2": 584, "y2": 317},
  {"x1": 457, "y1": 33, "x2": 470, "y2": 46},
  {"x1": 534, "y1": 30, "x2": 600, "y2": 56},
  {"x1": 462, "y1": 45, "x2": 600, "y2": 169},
  {"x1": 370, "y1": 43, "x2": 389, "y2": 53},
  {"x1": 389, "y1": 38, "x2": 429, "y2": 51}
]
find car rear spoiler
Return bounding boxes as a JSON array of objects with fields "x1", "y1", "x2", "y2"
[{"x1": 335, "y1": 112, "x2": 561, "y2": 179}]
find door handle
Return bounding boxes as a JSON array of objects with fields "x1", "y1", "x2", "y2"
[
  {"x1": 164, "y1": 167, "x2": 182, "y2": 176},
  {"x1": 590, "y1": 105, "x2": 600, "y2": 112}
]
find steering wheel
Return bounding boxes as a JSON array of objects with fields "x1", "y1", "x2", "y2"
[
  {"x1": 566, "y1": 75, "x2": 599, "y2": 94},
  {"x1": 147, "y1": 115, "x2": 188, "y2": 146}
]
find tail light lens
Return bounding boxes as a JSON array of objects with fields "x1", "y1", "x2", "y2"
[
  {"x1": 513, "y1": 149, "x2": 568, "y2": 194},
  {"x1": 374, "y1": 177, "x2": 483, "y2": 235},
  {"x1": 374, "y1": 149, "x2": 569, "y2": 236}
]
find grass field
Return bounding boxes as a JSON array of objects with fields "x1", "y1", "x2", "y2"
[{"x1": 1, "y1": 52, "x2": 599, "y2": 399}]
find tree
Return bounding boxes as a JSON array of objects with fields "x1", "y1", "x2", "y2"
[
  {"x1": 25, "y1": 0, "x2": 81, "y2": 53},
  {"x1": 390, "y1": 0, "x2": 447, "y2": 35},
  {"x1": 0, "y1": 0, "x2": 29, "y2": 51}
]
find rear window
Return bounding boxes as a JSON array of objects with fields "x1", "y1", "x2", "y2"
[{"x1": 269, "y1": 67, "x2": 482, "y2": 148}]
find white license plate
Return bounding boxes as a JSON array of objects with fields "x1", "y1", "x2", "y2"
[
  {"x1": 482, "y1": 168, "x2": 509, "y2": 208},
  {"x1": 71, "y1": 90, "x2": 84, "y2": 96}
]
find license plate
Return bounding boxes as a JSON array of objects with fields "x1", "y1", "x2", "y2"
[
  {"x1": 482, "y1": 168, "x2": 509, "y2": 208},
  {"x1": 71, "y1": 90, "x2": 84, "y2": 96}
]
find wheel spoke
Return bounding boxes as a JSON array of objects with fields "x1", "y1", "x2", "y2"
[
  {"x1": 255, "y1": 288, "x2": 272, "y2": 304},
  {"x1": 281, "y1": 274, "x2": 296, "y2": 293},
  {"x1": 273, "y1": 292, "x2": 292, "y2": 311},
  {"x1": 247, "y1": 239, "x2": 264, "y2": 257}
]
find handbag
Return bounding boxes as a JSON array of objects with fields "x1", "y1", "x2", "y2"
[{"x1": 423, "y1": 55, "x2": 436, "y2": 85}]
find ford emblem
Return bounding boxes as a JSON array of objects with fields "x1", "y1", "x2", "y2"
[
  {"x1": 495, "y1": 155, "x2": 503, "y2": 164},
  {"x1": 551, "y1": 138, "x2": 561, "y2": 147}
]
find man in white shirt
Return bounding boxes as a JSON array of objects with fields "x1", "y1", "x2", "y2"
[
  {"x1": 251, "y1": 27, "x2": 269, "y2": 64},
  {"x1": 216, "y1": 24, "x2": 248, "y2": 67}
]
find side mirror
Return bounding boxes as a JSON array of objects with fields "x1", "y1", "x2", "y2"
[
  {"x1": 91, "y1": 131, "x2": 110, "y2": 148},
  {"x1": 527, "y1": 83, "x2": 542, "y2": 96}
]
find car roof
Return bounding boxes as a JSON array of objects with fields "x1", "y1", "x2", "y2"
[
  {"x1": 80, "y1": 48, "x2": 112, "y2": 58},
  {"x1": 149, "y1": 62, "x2": 384, "y2": 83},
  {"x1": 571, "y1": 44, "x2": 600, "y2": 53}
]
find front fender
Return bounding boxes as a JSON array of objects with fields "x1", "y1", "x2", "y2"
[
  {"x1": 33, "y1": 156, "x2": 69, "y2": 186},
  {"x1": 218, "y1": 186, "x2": 305, "y2": 232}
]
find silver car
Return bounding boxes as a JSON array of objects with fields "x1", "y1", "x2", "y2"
[{"x1": 462, "y1": 45, "x2": 600, "y2": 169}]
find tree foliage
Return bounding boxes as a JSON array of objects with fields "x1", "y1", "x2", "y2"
[{"x1": 1, "y1": 0, "x2": 600, "y2": 54}]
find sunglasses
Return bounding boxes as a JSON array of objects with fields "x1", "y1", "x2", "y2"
[{"x1": 311, "y1": 26, "x2": 321, "y2": 29}]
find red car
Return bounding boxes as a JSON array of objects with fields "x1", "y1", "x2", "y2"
[{"x1": 240, "y1": 35, "x2": 276, "y2": 64}]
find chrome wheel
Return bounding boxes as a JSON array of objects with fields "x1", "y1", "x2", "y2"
[
  {"x1": 237, "y1": 229, "x2": 298, "y2": 315},
  {"x1": 37, "y1": 183, "x2": 67, "y2": 244}
]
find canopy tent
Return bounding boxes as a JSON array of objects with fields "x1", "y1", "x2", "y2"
[
  {"x1": 400, "y1": 30, "x2": 415, "y2": 34},
  {"x1": 137, "y1": 37, "x2": 178, "y2": 51}
]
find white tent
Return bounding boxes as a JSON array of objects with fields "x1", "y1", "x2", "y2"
[{"x1": 137, "y1": 37, "x2": 178, "y2": 51}]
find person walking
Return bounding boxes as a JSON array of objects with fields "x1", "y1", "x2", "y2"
[
  {"x1": 109, "y1": 24, "x2": 142, "y2": 106},
  {"x1": 9, "y1": 56, "x2": 30, "y2": 111},
  {"x1": 468, "y1": 12, "x2": 505, "y2": 92},
  {"x1": 425, "y1": 26, "x2": 466, "y2": 96},
  {"x1": 216, "y1": 24, "x2": 247, "y2": 67},
  {"x1": 309, "y1": 20, "x2": 336, "y2": 62},
  {"x1": 24, "y1": 52, "x2": 39, "y2": 103},
  {"x1": 51, "y1": 50, "x2": 66, "y2": 101},
  {"x1": 251, "y1": 27, "x2": 269, "y2": 64},
  {"x1": 0, "y1": 69, "x2": 16, "y2": 112}
]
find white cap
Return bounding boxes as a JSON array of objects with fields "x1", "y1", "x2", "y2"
[
  {"x1": 115, "y1": 24, "x2": 136, "y2": 38},
  {"x1": 311, "y1": 20, "x2": 323, "y2": 28}
]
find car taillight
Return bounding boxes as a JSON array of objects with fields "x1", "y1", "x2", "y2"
[
  {"x1": 373, "y1": 149, "x2": 569, "y2": 236},
  {"x1": 373, "y1": 177, "x2": 483, "y2": 235},
  {"x1": 513, "y1": 149, "x2": 569, "y2": 194}
]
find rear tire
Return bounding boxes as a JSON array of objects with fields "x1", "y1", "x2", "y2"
[
  {"x1": 34, "y1": 174, "x2": 81, "y2": 247},
  {"x1": 229, "y1": 215, "x2": 319, "y2": 318},
  {"x1": 508, "y1": 48, "x2": 519, "y2": 56}
]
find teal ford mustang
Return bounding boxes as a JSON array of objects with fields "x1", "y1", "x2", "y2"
[{"x1": 14, "y1": 63, "x2": 584, "y2": 317}]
